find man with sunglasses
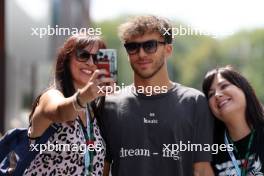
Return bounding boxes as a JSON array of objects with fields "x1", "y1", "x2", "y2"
[{"x1": 101, "y1": 15, "x2": 214, "y2": 176}]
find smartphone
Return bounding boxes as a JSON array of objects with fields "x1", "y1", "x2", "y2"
[{"x1": 96, "y1": 49, "x2": 117, "y2": 81}]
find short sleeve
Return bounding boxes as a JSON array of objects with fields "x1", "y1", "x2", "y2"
[
  {"x1": 98, "y1": 99, "x2": 116, "y2": 163},
  {"x1": 193, "y1": 94, "x2": 214, "y2": 162}
]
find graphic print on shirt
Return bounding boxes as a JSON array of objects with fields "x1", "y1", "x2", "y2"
[{"x1": 143, "y1": 112, "x2": 158, "y2": 124}]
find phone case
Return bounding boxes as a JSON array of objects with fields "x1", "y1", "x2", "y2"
[{"x1": 96, "y1": 49, "x2": 117, "y2": 81}]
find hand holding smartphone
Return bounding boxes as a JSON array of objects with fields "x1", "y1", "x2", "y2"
[{"x1": 96, "y1": 49, "x2": 117, "y2": 82}]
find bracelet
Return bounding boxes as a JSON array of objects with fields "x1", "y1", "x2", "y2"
[
  {"x1": 76, "y1": 89, "x2": 86, "y2": 108},
  {"x1": 72, "y1": 91, "x2": 86, "y2": 112}
]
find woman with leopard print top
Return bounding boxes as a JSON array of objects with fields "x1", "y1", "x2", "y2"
[{"x1": 23, "y1": 33, "x2": 114, "y2": 176}]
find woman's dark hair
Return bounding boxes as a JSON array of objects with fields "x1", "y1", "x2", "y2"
[
  {"x1": 202, "y1": 65, "x2": 264, "y2": 164},
  {"x1": 29, "y1": 33, "x2": 106, "y2": 122}
]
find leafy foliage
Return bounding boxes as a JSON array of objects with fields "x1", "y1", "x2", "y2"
[{"x1": 94, "y1": 17, "x2": 264, "y2": 103}]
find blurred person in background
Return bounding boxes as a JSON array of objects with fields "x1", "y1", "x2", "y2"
[
  {"x1": 24, "y1": 33, "x2": 114, "y2": 175},
  {"x1": 202, "y1": 65, "x2": 264, "y2": 175}
]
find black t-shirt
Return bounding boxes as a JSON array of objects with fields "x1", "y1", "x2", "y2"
[
  {"x1": 213, "y1": 131, "x2": 264, "y2": 175},
  {"x1": 101, "y1": 83, "x2": 213, "y2": 176}
]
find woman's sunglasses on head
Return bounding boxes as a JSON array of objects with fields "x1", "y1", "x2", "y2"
[{"x1": 124, "y1": 40, "x2": 166, "y2": 55}]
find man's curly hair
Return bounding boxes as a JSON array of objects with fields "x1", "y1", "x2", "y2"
[{"x1": 118, "y1": 15, "x2": 172, "y2": 44}]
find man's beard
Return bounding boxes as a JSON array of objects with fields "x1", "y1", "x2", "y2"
[{"x1": 131, "y1": 56, "x2": 165, "y2": 79}]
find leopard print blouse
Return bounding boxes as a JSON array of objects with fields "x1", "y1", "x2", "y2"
[
  {"x1": 89, "y1": 118, "x2": 106, "y2": 176},
  {"x1": 24, "y1": 118, "x2": 105, "y2": 176}
]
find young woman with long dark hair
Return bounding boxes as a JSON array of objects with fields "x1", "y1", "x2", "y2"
[{"x1": 203, "y1": 65, "x2": 264, "y2": 175}]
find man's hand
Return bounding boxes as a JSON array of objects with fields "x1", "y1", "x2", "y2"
[
  {"x1": 193, "y1": 162, "x2": 214, "y2": 176},
  {"x1": 103, "y1": 160, "x2": 111, "y2": 176}
]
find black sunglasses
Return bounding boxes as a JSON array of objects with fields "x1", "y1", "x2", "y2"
[
  {"x1": 76, "y1": 49, "x2": 98, "y2": 63},
  {"x1": 124, "y1": 40, "x2": 166, "y2": 55}
]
